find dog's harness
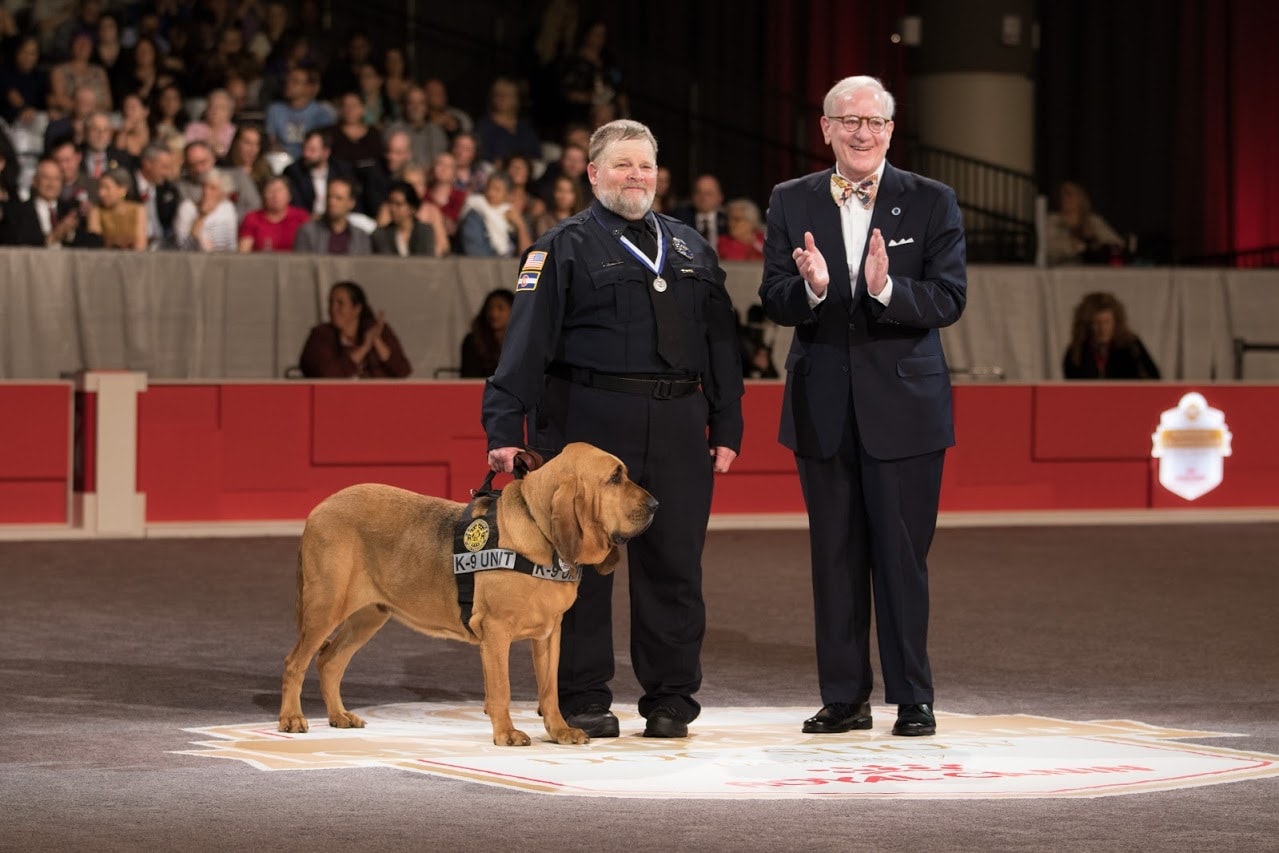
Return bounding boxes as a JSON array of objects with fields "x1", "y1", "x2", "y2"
[{"x1": 454, "y1": 459, "x2": 578, "y2": 635}]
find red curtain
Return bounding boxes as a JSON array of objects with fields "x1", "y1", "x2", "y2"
[
  {"x1": 1183, "y1": 0, "x2": 1279, "y2": 258},
  {"x1": 765, "y1": 1, "x2": 907, "y2": 191}
]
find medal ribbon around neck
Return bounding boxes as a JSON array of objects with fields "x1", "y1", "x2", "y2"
[{"x1": 617, "y1": 216, "x2": 667, "y2": 278}]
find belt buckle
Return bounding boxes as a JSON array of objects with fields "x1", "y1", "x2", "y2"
[{"x1": 652, "y1": 379, "x2": 674, "y2": 400}]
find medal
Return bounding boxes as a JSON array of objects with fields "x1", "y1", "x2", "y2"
[{"x1": 652, "y1": 276, "x2": 667, "y2": 292}]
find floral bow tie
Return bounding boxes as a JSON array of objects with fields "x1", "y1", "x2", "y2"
[{"x1": 831, "y1": 173, "x2": 877, "y2": 209}]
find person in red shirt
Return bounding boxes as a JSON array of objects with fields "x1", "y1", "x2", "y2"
[
  {"x1": 716, "y1": 198, "x2": 766, "y2": 261},
  {"x1": 237, "y1": 176, "x2": 310, "y2": 252}
]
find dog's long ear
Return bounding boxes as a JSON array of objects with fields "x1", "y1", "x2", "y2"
[
  {"x1": 592, "y1": 546, "x2": 620, "y2": 575},
  {"x1": 550, "y1": 477, "x2": 612, "y2": 567}
]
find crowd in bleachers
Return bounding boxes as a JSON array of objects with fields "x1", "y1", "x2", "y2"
[{"x1": 0, "y1": 0, "x2": 684, "y2": 257}]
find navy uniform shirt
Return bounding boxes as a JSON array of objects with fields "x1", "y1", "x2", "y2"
[{"x1": 482, "y1": 198, "x2": 744, "y2": 452}]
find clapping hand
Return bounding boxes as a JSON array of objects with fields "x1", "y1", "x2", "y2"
[
  {"x1": 362, "y1": 311, "x2": 386, "y2": 347},
  {"x1": 792, "y1": 231, "x2": 830, "y2": 296},
  {"x1": 864, "y1": 228, "x2": 889, "y2": 296}
]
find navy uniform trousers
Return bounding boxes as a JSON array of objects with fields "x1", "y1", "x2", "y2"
[{"x1": 533, "y1": 374, "x2": 713, "y2": 723}]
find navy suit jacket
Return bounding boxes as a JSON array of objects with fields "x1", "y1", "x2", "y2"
[
  {"x1": 758, "y1": 163, "x2": 967, "y2": 461},
  {"x1": 283, "y1": 159, "x2": 357, "y2": 216}
]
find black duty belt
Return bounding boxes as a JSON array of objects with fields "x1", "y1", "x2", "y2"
[{"x1": 547, "y1": 362, "x2": 701, "y2": 400}]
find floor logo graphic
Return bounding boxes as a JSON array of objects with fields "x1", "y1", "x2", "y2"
[{"x1": 177, "y1": 703, "x2": 1279, "y2": 799}]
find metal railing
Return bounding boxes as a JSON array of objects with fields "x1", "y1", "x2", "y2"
[{"x1": 904, "y1": 141, "x2": 1038, "y2": 264}]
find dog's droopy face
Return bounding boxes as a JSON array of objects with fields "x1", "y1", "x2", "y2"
[{"x1": 538, "y1": 442, "x2": 658, "y2": 570}]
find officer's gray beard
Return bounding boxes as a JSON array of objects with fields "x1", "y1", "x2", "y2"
[{"x1": 596, "y1": 186, "x2": 655, "y2": 221}]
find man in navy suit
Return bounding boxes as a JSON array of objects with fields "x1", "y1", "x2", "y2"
[{"x1": 758, "y1": 76, "x2": 966, "y2": 738}]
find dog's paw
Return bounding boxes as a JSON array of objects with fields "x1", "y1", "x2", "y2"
[
  {"x1": 494, "y1": 729, "x2": 532, "y2": 747},
  {"x1": 278, "y1": 715, "x2": 309, "y2": 734},
  {"x1": 551, "y1": 726, "x2": 590, "y2": 745},
  {"x1": 328, "y1": 711, "x2": 366, "y2": 729}
]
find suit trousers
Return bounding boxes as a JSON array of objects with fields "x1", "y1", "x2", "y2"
[
  {"x1": 795, "y1": 404, "x2": 944, "y2": 706},
  {"x1": 532, "y1": 376, "x2": 713, "y2": 722}
]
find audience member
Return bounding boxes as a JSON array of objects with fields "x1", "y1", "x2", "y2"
[
  {"x1": 653, "y1": 165, "x2": 676, "y2": 214},
  {"x1": 1, "y1": 36, "x2": 49, "y2": 124},
  {"x1": 49, "y1": 0, "x2": 103, "y2": 65},
  {"x1": 113, "y1": 92, "x2": 152, "y2": 159},
  {"x1": 738, "y1": 304, "x2": 779, "y2": 379},
  {"x1": 225, "y1": 124, "x2": 272, "y2": 202},
  {"x1": 284, "y1": 128, "x2": 355, "y2": 218},
  {"x1": 458, "y1": 171, "x2": 530, "y2": 257},
  {"x1": 353, "y1": 62, "x2": 389, "y2": 128},
  {"x1": 379, "y1": 47, "x2": 411, "y2": 119},
  {"x1": 380, "y1": 163, "x2": 450, "y2": 255},
  {"x1": 49, "y1": 31, "x2": 111, "y2": 116},
  {"x1": 131, "y1": 143, "x2": 180, "y2": 248},
  {"x1": 94, "y1": 12, "x2": 128, "y2": 105},
  {"x1": 450, "y1": 131, "x2": 485, "y2": 194},
  {"x1": 531, "y1": 173, "x2": 582, "y2": 238},
  {"x1": 360, "y1": 128, "x2": 411, "y2": 218},
  {"x1": 422, "y1": 151, "x2": 468, "y2": 241},
  {"x1": 49, "y1": 136, "x2": 95, "y2": 208},
  {"x1": 459, "y1": 288, "x2": 514, "y2": 378},
  {"x1": 501, "y1": 152, "x2": 538, "y2": 232},
  {"x1": 0, "y1": 156, "x2": 101, "y2": 247},
  {"x1": 247, "y1": 2, "x2": 289, "y2": 65},
  {"x1": 532, "y1": 141, "x2": 586, "y2": 203},
  {"x1": 386, "y1": 86, "x2": 450, "y2": 178},
  {"x1": 81, "y1": 110, "x2": 136, "y2": 181},
  {"x1": 183, "y1": 88, "x2": 238, "y2": 160},
  {"x1": 1046, "y1": 181, "x2": 1124, "y2": 265},
  {"x1": 237, "y1": 175, "x2": 309, "y2": 252},
  {"x1": 122, "y1": 36, "x2": 166, "y2": 105},
  {"x1": 149, "y1": 83, "x2": 189, "y2": 156},
  {"x1": 673, "y1": 173, "x2": 727, "y2": 246},
  {"x1": 330, "y1": 91, "x2": 383, "y2": 174},
  {"x1": 424, "y1": 77, "x2": 473, "y2": 138},
  {"x1": 298, "y1": 280, "x2": 411, "y2": 378},
  {"x1": 174, "y1": 169, "x2": 238, "y2": 252},
  {"x1": 716, "y1": 197, "x2": 765, "y2": 261},
  {"x1": 1062, "y1": 291, "x2": 1160, "y2": 380},
  {"x1": 292, "y1": 177, "x2": 371, "y2": 254},
  {"x1": 43, "y1": 84, "x2": 97, "y2": 150},
  {"x1": 557, "y1": 19, "x2": 625, "y2": 132},
  {"x1": 474, "y1": 77, "x2": 542, "y2": 165},
  {"x1": 177, "y1": 140, "x2": 220, "y2": 204},
  {"x1": 370, "y1": 180, "x2": 436, "y2": 257},
  {"x1": 87, "y1": 166, "x2": 146, "y2": 249},
  {"x1": 265, "y1": 66, "x2": 336, "y2": 160}
]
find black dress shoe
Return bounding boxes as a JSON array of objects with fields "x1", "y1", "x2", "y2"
[
  {"x1": 802, "y1": 702, "x2": 873, "y2": 734},
  {"x1": 564, "y1": 704, "x2": 619, "y2": 738},
  {"x1": 892, "y1": 703, "x2": 936, "y2": 736},
  {"x1": 642, "y1": 707, "x2": 688, "y2": 738}
]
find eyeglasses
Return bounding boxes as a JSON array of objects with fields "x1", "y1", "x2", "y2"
[{"x1": 826, "y1": 114, "x2": 891, "y2": 134}]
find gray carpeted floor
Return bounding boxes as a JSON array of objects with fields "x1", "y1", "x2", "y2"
[{"x1": 2, "y1": 524, "x2": 1277, "y2": 852}]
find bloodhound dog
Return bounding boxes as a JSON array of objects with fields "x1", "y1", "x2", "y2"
[{"x1": 278, "y1": 442, "x2": 657, "y2": 746}]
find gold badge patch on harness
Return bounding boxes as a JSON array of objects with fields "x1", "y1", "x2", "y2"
[{"x1": 462, "y1": 518, "x2": 491, "y2": 552}]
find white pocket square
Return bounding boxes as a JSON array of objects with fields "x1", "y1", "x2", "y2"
[{"x1": 888, "y1": 237, "x2": 915, "y2": 247}]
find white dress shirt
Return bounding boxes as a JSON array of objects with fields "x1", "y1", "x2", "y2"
[{"x1": 806, "y1": 161, "x2": 893, "y2": 308}]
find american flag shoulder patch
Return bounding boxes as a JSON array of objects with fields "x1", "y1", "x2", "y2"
[{"x1": 521, "y1": 250, "x2": 547, "y2": 271}]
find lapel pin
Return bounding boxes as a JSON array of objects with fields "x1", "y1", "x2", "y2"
[{"x1": 892, "y1": 207, "x2": 901, "y2": 216}]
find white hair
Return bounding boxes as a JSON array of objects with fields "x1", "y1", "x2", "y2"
[{"x1": 823, "y1": 76, "x2": 895, "y2": 118}]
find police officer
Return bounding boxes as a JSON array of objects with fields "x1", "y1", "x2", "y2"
[{"x1": 483, "y1": 119, "x2": 744, "y2": 739}]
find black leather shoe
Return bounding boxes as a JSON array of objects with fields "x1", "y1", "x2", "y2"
[
  {"x1": 802, "y1": 702, "x2": 873, "y2": 734},
  {"x1": 892, "y1": 703, "x2": 936, "y2": 736},
  {"x1": 564, "y1": 704, "x2": 619, "y2": 738},
  {"x1": 642, "y1": 707, "x2": 689, "y2": 738}
]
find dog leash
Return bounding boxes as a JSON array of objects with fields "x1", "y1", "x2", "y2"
[{"x1": 471, "y1": 449, "x2": 543, "y2": 498}]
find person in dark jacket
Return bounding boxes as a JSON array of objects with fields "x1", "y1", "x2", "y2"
[{"x1": 1063, "y1": 291, "x2": 1160, "y2": 379}]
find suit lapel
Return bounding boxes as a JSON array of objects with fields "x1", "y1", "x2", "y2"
[
  {"x1": 809, "y1": 169, "x2": 851, "y2": 309},
  {"x1": 870, "y1": 164, "x2": 907, "y2": 250}
]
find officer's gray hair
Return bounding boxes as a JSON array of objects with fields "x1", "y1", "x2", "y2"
[
  {"x1": 588, "y1": 119, "x2": 658, "y2": 164},
  {"x1": 823, "y1": 75, "x2": 895, "y2": 119}
]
